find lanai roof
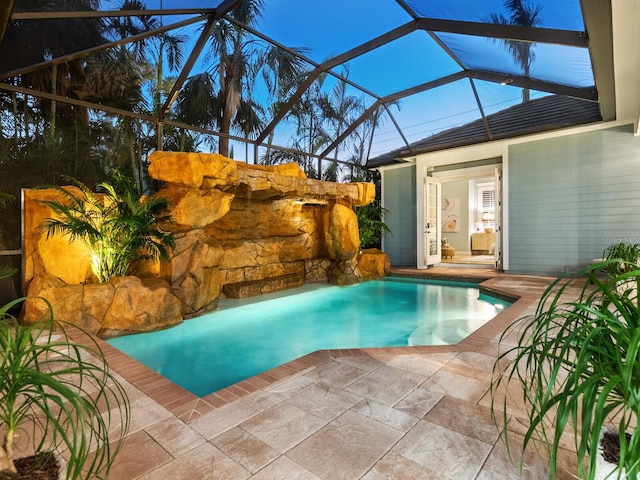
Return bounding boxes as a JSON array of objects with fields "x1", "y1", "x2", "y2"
[{"x1": 0, "y1": 0, "x2": 637, "y2": 168}]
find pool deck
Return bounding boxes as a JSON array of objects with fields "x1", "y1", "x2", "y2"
[{"x1": 80, "y1": 268, "x2": 581, "y2": 479}]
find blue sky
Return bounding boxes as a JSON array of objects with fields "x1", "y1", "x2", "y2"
[{"x1": 102, "y1": 0, "x2": 592, "y2": 161}]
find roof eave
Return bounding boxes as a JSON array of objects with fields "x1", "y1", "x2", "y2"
[{"x1": 581, "y1": 0, "x2": 615, "y2": 121}]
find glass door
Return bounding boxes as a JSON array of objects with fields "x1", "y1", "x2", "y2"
[
  {"x1": 424, "y1": 177, "x2": 441, "y2": 266},
  {"x1": 494, "y1": 166, "x2": 503, "y2": 269}
]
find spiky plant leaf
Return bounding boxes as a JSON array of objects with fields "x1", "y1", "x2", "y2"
[
  {"x1": 491, "y1": 261, "x2": 640, "y2": 479},
  {"x1": 0, "y1": 289, "x2": 130, "y2": 478}
]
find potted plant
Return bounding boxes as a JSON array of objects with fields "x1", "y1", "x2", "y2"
[
  {"x1": 604, "y1": 242, "x2": 640, "y2": 276},
  {"x1": 491, "y1": 260, "x2": 640, "y2": 479},
  {"x1": 0, "y1": 269, "x2": 130, "y2": 479},
  {"x1": 38, "y1": 170, "x2": 175, "y2": 283},
  {"x1": 604, "y1": 242, "x2": 640, "y2": 297}
]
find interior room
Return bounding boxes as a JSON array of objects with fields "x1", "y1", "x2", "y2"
[{"x1": 433, "y1": 162, "x2": 499, "y2": 267}]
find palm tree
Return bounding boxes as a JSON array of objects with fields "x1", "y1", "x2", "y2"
[
  {"x1": 487, "y1": 0, "x2": 543, "y2": 102},
  {"x1": 0, "y1": 191, "x2": 14, "y2": 209},
  {"x1": 206, "y1": 0, "x2": 263, "y2": 157},
  {"x1": 173, "y1": 72, "x2": 220, "y2": 150},
  {"x1": 262, "y1": 68, "x2": 372, "y2": 181},
  {"x1": 200, "y1": 0, "x2": 308, "y2": 157},
  {"x1": 38, "y1": 171, "x2": 175, "y2": 283}
]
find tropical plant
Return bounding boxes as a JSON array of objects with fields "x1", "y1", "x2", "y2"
[
  {"x1": 262, "y1": 69, "x2": 374, "y2": 180},
  {"x1": 0, "y1": 270, "x2": 130, "y2": 478},
  {"x1": 196, "y1": 0, "x2": 308, "y2": 157},
  {"x1": 486, "y1": 0, "x2": 543, "y2": 102},
  {"x1": 355, "y1": 203, "x2": 390, "y2": 250},
  {"x1": 38, "y1": 170, "x2": 175, "y2": 283},
  {"x1": 0, "y1": 0, "x2": 166, "y2": 246},
  {"x1": 0, "y1": 191, "x2": 17, "y2": 252},
  {"x1": 0, "y1": 190, "x2": 14, "y2": 208},
  {"x1": 491, "y1": 260, "x2": 640, "y2": 479},
  {"x1": 604, "y1": 242, "x2": 640, "y2": 276}
]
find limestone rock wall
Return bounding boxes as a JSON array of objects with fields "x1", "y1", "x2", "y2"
[
  {"x1": 23, "y1": 152, "x2": 389, "y2": 337},
  {"x1": 23, "y1": 273, "x2": 182, "y2": 338}
]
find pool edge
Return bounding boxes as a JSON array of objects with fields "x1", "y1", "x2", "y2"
[{"x1": 70, "y1": 273, "x2": 542, "y2": 425}]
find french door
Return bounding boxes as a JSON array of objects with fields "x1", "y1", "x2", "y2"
[{"x1": 424, "y1": 177, "x2": 441, "y2": 266}]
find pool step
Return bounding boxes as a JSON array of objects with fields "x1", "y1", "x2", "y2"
[{"x1": 222, "y1": 273, "x2": 304, "y2": 299}]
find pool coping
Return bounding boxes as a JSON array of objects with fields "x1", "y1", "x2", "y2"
[{"x1": 75, "y1": 273, "x2": 545, "y2": 424}]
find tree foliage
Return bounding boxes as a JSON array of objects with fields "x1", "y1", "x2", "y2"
[
  {"x1": 38, "y1": 170, "x2": 175, "y2": 283},
  {"x1": 486, "y1": 0, "x2": 543, "y2": 102}
]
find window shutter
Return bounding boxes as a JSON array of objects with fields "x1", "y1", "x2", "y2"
[{"x1": 482, "y1": 190, "x2": 495, "y2": 212}]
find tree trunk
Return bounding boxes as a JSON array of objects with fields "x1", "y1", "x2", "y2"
[
  {"x1": 11, "y1": 91, "x2": 19, "y2": 143},
  {"x1": 129, "y1": 134, "x2": 140, "y2": 190},
  {"x1": 522, "y1": 61, "x2": 531, "y2": 102},
  {"x1": 156, "y1": 45, "x2": 164, "y2": 152},
  {"x1": 219, "y1": 111, "x2": 231, "y2": 157},
  {"x1": 22, "y1": 95, "x2": 29, "y2": 141},
  {"x1": 0, "y1": 431, "x2": 17, "y2": 474},
  {"x1": 50, "y1": 63, "x2": 57, "y2": 144}
]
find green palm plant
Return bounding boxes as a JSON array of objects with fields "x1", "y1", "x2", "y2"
[
  {"x1": 355, "y1": 204, "x2": 390, "y2": 250},
  {"x1": 38, "y1": 171, "x2": 175, "y2": 283},
  {"x1": 491, "y1": 260, "x2": 640, "y2": 479},
  {"x1": 0, "y1": 190, "x2": 14, "y2": 208},
  {"x1": 0, "y1": 273, "x2": 130, "y2": 478},
  {"x1": 177, "y1": 0, "x2": 309, "y2": 157},
  {"x1": 486, "y1": 0, "x2": 543, "y2": 102}
]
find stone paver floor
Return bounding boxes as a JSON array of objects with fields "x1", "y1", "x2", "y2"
[{"x1": 69, "y1": 269, "x2": 584, "y2": 479}]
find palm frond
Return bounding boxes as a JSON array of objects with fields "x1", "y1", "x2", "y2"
[{"x1": 37, "y1": 174, "x2": 174, "y2": 283}]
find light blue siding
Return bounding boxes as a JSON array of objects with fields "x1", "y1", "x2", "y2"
[
  {"x1": 382, "y1": 166, "x2": 417, "y2": 267},
  {"x1": 508, "y1": 125, "x2": 640, "y2": 275}
]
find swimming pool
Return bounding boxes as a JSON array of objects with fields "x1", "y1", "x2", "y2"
[{"x1": 108, "y1": 277, "x2": 510, "y2": 396}]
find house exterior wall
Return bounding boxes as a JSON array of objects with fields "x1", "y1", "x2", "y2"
[
  {"x1": 507, "y1": 124, "x2": 640, "y2": 275},
  {"x1": 381, "y1": 166, "x2": 417, "y2": 267}
]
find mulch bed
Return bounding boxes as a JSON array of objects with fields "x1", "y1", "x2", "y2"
[{"x1": 0, "y1": 454, "x2": 59, "y2": 480}]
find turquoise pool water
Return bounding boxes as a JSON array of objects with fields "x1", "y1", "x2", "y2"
[{"x1": 108, "y1": 277, "x2": 510, "y2": 396}]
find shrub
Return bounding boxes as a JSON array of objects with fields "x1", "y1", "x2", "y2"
[{"x1": 354, "y1": 204, "x2": 390, "y2": 250}]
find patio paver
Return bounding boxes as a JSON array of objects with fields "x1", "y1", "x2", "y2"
[{"x1": 79, "y1": 269, "x2": 581, "y2": 479}]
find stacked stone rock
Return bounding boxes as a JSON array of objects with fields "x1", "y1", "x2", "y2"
[{"x1": 22, "y1": 152, "x2": 390, "y2": 337}]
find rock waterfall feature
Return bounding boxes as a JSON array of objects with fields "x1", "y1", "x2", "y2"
[{"x1": 22, "y1": 152, "x2": 390, "y2": 337}]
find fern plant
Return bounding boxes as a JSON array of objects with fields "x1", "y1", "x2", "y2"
[
  {"x1": 38, "y1": 171, "x2": 175, "y2": 283},
  {"x1": 491, "y1": 260, "x2": 640, "y2": 479}
]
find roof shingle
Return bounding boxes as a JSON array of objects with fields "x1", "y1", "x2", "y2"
[{"x1": 367, "y1": 95, "x2": 602, "y2": 168}]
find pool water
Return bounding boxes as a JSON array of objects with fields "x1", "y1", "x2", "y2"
[{"x1": 108, "y1": 277, "x2": 510, "y2": 396}]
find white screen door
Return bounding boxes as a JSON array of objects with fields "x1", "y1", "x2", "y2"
[{"x1": 424, "y1": 177, "x2": 441, "y2": 266}]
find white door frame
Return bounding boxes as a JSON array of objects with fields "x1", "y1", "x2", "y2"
[
  {"x1": 494, "y1": 165, "x2": 503, "y2": 270},
  {"x1": 424, "y1": 176, "x2": 441, "y2": 266},
  {"x1": 417, "y1": 166, "x2": 441, "y2": 268}
]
